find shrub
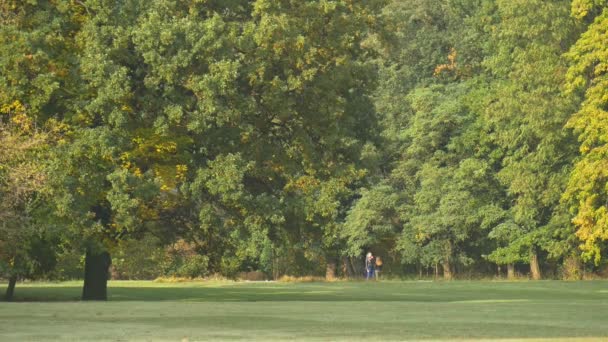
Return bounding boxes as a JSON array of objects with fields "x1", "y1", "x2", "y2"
[{"x1": 161, "y1": 239, "x2": 210, "y2": 278}]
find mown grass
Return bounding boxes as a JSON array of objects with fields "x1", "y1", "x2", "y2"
[{"x1": 1, "y1": 280, "x2": 607, "y2": 341}]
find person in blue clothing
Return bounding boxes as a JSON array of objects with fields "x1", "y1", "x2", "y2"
[{"x1": 365, "y1": 252, "x2": 375, "y2": 280}]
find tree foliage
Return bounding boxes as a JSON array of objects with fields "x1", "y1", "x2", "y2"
[{"x1": 4, "y1": 0, "x2": 608, "y2": 287}]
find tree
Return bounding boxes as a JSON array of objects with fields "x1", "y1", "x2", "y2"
[
  {"x1": 481, "y1": 0, "x2": 578, "y2": 279},
  {"x1": 343, "y1": 0, "x2": 499, "y2": 279},
  {"x1": 0, "y1": 102, "x2": 52, "y2": 301},
  {"x1": 563, "y1": 1, "x2": 608, "y2": 265},
  {"x1": 3, "y1": 0, "x2": 386, "y2": 296}
]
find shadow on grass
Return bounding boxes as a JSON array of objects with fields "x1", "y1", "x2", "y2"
[{"x1": 7, "y1": 280, "x2": 608, "y2": 302}]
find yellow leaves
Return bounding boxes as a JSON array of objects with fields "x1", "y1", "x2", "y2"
[
  {"x1": 286, "y1": 175, "x2": 320, "y2": 193},
  {"x1": 295, "y1": 35, "x2": 305, "y2": 50},
  {"x1": 154, "y1": 141, "x2": 177, "y2": 154},
  {"x1": 240, "y1": 131, "x2": 250, "y2": 143},
  {"x1": 0, "y1": 100, "x2": 25, "y2": 114},
  {"x1": 434, "y1": 48, "x2": 458, "y2": 77},
  {"x1": 119, "y1": 152, "x2": 142, "y2": 178},
  {"x1": 415, "y1": 232, "x2": 429, "y2": 243},
  {"x1": 119, "y1": 152, "x2": 132, "y2": 170},
  {"x1": 131, "y1": 133, "x2": 178, "y2": 156},
  {"x1": 566, "y1": 12, "x2": 608, "y2": 263},
  {"x1": 569, "y1": 0, "x2": 606, "y2": 19},
  {"x1": 573, "y1": 196, "x2": 608, "y2": 265},
  {"x1": 137, "y1": 202, "x2": 160, "y2": 221},
  {"x1": 176, "y1": 164, "x2": 188, "y2": 182},
  {"x1": 155, "y1": 164, "x2": 188, "y2": 193},
  {"x1": 122, "y1": 130, "x2": 190, "y2": 194},
  {"x1": 335, "y1": 56, "x2": 347, "y2": 66},
  {"x1": 1, "y1": 100, "x2": 33, "y2": 133},
  {"x1": 287, "y1": 75, "x2": 303, "y2": 91},
  {"x1": 569, "y1": 175, "x2": 608, "y2": 264},
  {"x1": 10, "y1": 113, "x2": 33, "y2": 132},
  {"x1": 44, "y1": 118, "x2": 73, "y2": 145}
]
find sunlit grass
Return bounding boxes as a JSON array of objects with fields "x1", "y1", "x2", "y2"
[{"x1": 1, "y1": 280, "x2": 607, "y2": 341}]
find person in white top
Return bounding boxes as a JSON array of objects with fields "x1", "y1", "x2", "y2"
[{"x1": 365, "y1": 252, "x2": 375, "y2": 280}]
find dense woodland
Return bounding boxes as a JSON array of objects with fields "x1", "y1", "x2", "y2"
[{"x1": 2, "y1": 0, "x2": 608, "y2": 300}]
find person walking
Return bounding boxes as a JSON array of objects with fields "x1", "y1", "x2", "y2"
[
  {"x1": 374, "y1": 256, "x2": 383, "y2": 280},
  {"x1": 365, "y1": 252, "x2": 375, "y2": 280}
]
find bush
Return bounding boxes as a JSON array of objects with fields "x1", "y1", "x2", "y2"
[
  {"x1": 236, "y1": 271, "x2": 266, "y2": 281},
  {"x1": 560, "y1": 255, "x2": 583, "y2": 280},
  {"x1": 111, "y1": 235, "x2": 165, "y2": 280},
  {"x1": 278, "y1": 275, "x2": 327, "y2": 282},
  {"x1": 48, "y1": 247, "x2": 84, "y2": 280},
  {"x1": 161, "y1": 239, "x2": 210, "y2": 278}
]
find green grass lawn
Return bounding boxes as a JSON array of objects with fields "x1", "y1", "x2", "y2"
[{"x1": 1, "y1": 280, "x2": 607, "y2": 341}]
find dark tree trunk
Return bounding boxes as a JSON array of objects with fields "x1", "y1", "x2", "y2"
[
  {"x1": 82, "y1": 249, "x2": 111, "y2": 301},
  {"x1": 507, "y1": 263, "x2": 515, "y2": 280},
  {"x1": 4, "y1": 275, "x2": 17, "y2": 301},
  {"x1": 325, "y1": 259, "x2": 337, "y2": 280},
  {"x1": 530, "y1": 251, "x2": 541, "y2": 280}
]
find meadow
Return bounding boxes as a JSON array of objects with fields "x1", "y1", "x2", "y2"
[{"x1": 1, "y1": 280, "x2": 607, "y2": 341}]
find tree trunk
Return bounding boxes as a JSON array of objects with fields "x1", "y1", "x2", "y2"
[
  {"x1": 342, "y1": 257, "x2": 354, "y2": 278},
  {"x1": 272, "y1": 251, "x2": 280, "y2": 280},
  {"x1": 530, "y1": 250, "x2": 541, "y2": 280},
  {"x1": 82, "y1": 248, "x2": 111, "y2": 301},
  {"x1": 4, "y1": 275, "x2": 17, "y2": 301},
  {"x1": 325, "y1": 259, "x2": 337, "y2": 280},
  {"x1": 349, "y1": 257, "x2": 361, "y2": 278},
  {"x1": 442, "y1": 259, "x2": 453, "y2": 280},
  {"x1": 507, "y1": 263, "x2": 515, "y2": 280},
  {"x1": 442, "y1": 240, "x2": 454, "y2": 280}
]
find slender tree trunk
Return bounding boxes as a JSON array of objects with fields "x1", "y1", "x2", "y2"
[
  {"x1": 442, "y1": 259, "x2": 453, "y2": 280},
  {"x1": 4, "y1": 275, "x2": 17, "y2": 301},
  {"x1": 507, "y1": 263, "x2": 515, "y2": 280},
  {"x1": 272, "y1": 249, "x2": 279, "y2": 280},
  {"x1": 497, "y1": 264, "x2": 502, "y2": 278},
  {"x1": 325, "y1": 259, "x2": 337, "y2": 280},
  {"x1": 530, "y1": 250, "x2": 541, "y2": 280},
  {"x1": 349, "y1": 257, "x2": 360, "y2": 278},
  {"x1": 82, "y1": 248, "x2": 111, "y2": 301}
]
